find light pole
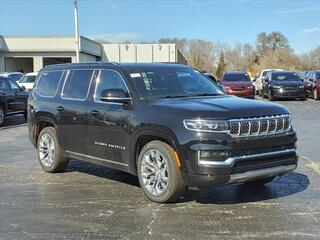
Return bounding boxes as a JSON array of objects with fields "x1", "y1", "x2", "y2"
[{"x1": 74, "y1": 0, "x2": 80, "y2": 63}]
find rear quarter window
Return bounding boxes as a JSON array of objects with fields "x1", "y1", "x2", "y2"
[{"x1": 36, "y1": 71, "x2": 63, "y2": 97}]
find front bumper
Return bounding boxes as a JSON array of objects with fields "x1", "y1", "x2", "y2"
[
  {"x1": 226, "y1": 89, "x2": 255, "y2": 98},
  {"x1": 179, "y1": 130, "x2": 298, "y2": 188},
  {"x1": 272, "y1": 88, "x2": 305, "y2": 98}
]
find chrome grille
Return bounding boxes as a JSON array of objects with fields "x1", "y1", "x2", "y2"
[{"x1": 229, "y1": 115, "x2": 290, "y2": 137}]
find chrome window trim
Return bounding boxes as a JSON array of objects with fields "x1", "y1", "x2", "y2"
[
  {"x1": 35, "y1": 70, "x2": 65, "y2": 98},
  {"x1": 93, "y1": 69, "x2": 132, "y2": 105},
  {"x1": 198, "y1": 148, "x2": 296, "y2": 167},
  {"x1": 61, "y1": 69, "x2": 95, "y2": 101}
]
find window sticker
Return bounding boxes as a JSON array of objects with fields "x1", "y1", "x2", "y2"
[{"x1": 130, "y1": 73, "x2": 141, "y2": 78}]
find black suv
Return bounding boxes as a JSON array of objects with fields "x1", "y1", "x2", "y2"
[
  {"x1": 28, "y1": 63, "x2": 298, "y2": 203},
  {"x1": 0, "y1": 76, "x2": 28, "y2": 126},
  {"x1": 262, "y1": 71, "x2": 305, "y2": 100}
]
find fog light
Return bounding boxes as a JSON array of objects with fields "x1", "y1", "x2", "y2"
[{"x1": 199, "y1": 150, "x2": 230, "y2": 161}]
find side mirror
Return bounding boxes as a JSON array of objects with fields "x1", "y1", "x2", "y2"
[
  {"x1": 262, "y1": 76, "x2": 269, "y2": 83},
  {"x1": 100, "y1": 88, "x2": 131, "y2": 103},
  {"x1": 20, "y1": 86, "x2": 26, "y2": 91},
  {"x1": 218, "y1": 84, "x2": 226, "y2": 93}
]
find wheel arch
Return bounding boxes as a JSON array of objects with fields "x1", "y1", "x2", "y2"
[
  {"x1": 129, "y1": 127, "x2": 179, "y2": 175},
  {"x1": 33, "y1": 114, "x2": 57, "y2": 145}
]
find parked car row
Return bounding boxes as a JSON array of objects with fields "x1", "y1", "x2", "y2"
[{"x1": 203, "y1": 69, "x2": 319, "y2": 102}]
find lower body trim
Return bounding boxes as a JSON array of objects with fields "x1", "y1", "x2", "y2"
[{"x1": 228, "y1": 164, "x2": 297, "y2": 184}]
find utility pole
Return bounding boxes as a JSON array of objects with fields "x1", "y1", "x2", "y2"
[{"x1": 74, "y1": 0, "x2": 80, "y2": 62}]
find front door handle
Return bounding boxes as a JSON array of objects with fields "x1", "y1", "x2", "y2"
[
  {"x1": 89, "y1": 110, "x2": 100, "y2": 116},
  {"x1": 56, "y1": 106, "x2": 64, "y2": 111}
]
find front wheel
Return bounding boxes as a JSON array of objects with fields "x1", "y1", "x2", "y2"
[
  {"x1": 137, "y1": 140, "x2": 185, "y2": 203},
  {"x1": 0, "y1": 106, "x2": 5, "y2": 127},
  {"x1": 37, "y1": 127, "x2": 69, "y2": 173},
  {"x1": 268, "y1": 90, "x2": 275, "y2": 101},
  {"x1": 314, "y1": 89, "x2": 319, "y2": 100}
]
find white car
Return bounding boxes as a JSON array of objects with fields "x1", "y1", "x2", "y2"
[
  {"x1": 17, "y1": 72, "x2": 38, "y2": 91},
  {"x1": 0, "y1": 72, "x2": 23, "y2": 82},
  {"x1": 256, "y1": 69, "x2": 284, "y2": 96}
]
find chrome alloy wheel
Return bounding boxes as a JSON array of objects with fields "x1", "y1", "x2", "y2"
[
  {"x1": 141, "y1": 149, "x2": 169, "y2": 196},
  {"x1": 0, "y1": 108, "x2": 4, "y2": 125},
  {"x1": 38, "y1": 133, "x2": 56, "y2": 168}
]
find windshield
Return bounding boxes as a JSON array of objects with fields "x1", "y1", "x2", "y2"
[
  {"x1": 129, "y1": 66, "x2": 224, "y2": 98},
  {"x1": 272, "y1": 72, "x2": 301, "y2": 81},
  {"x1": 223, "y1": 73, "x2": 250, "y2": 82},
  {"x1": 19, "y1": 75, "x2": 36, "y2": 83},
  {"x1": 8, "y1": 74, "x2": 23, "y2": 82}
]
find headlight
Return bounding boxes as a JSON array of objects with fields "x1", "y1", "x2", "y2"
[
  {"x1": 183, "y1": 119, "x2": 229, "y2": 132},
  {"x1": 272, "y1": 85, "x2": 281, "y2": 89},
  {"x1": 298, "y1": 85, "x2": 304, "y2": 88}
]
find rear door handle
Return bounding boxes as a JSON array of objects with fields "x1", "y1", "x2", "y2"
[
  {"x1": 56, "y1": 106, "x2": 64, "y2": 111},
  {"x1": 89, "y1": 110, "x2": 100, "y2": 116}
]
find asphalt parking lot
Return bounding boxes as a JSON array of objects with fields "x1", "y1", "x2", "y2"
[{"x1": 0, "y1": 98, "x2": 319, "y2": 240}]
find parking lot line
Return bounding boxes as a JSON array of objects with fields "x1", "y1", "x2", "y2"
[{"x1": 299, "y1": 153, "x2": 320, "y2": 176}]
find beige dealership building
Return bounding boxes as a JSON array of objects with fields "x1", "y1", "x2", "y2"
[{"x1": 0, "y1": 35, "x2": 187, "y2": 73}]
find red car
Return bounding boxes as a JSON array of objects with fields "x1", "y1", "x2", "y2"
[
  {"x1": 221, "y1": 71, "x2": 255, "y2": 99},
  {"x1": 305, "y1": 70, "x2": 320, "y2": 100}
]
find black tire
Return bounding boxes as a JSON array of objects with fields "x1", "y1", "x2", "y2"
[
  {"x1": 268, "y1": 90, "x2": 275, "y2": 101},
  {"x1": 23, "y1": 110, "x2": 28, "y2": 121},
  {"x1": 245, "y1": 176, "x2": 275, "y2": 185},
  {"x1": 0, "y1": 106, "x2": 5, "y2": 127},
  {"x1": 299, "y1": 96, "x2": 306, "y2": 101},
  {"x1": 137, "y1": 140, "x2": 185, "y2": 203},
  {"x1": 314, "y1": 88, "x2": 319, "y2": 100},
  {"x1": 37, "y1": 127, "x2": 69, "y2": 173}
]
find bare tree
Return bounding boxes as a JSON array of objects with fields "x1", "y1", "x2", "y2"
[
  {"x1": 188, "y1": 39, "x2": 215, "y2": 72},
  {"x1": 256, "y1": 31, "x2": 290, "y2": 55}
]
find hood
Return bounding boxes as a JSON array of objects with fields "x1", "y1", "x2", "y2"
[
  {"x1": 149, "y1": 95, "x2": 288, "y2": 119},
  {"x1": 222, "y1": 81, "x2": 252, "y2": 87},
  {"x1": 272, "y1": 80, "x2": 303, "y2": 87}
]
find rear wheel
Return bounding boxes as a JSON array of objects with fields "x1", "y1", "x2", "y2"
[
  {"x1": 137, "y1": 140, "x2": 185, "y2": 203},
  {"x1": 37, "y1": 127, "x2": 69, "y2": 173},
  {"x1": 0, "y1": 106, "x2": 5, "y2": 127}
]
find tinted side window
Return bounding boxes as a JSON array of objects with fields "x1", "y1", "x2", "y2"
[
  {"x1": 94, "y1": 70, "x2": 128, "y2": 101},
  {"x1": 0, "y1": 78, "x2": 10, "y2": 91},
  {"x1": 8, "y1": 79, "x2": 20, "y2": 90},
  {"x1": 62, "y1": 70, "x2": 94, "y2": 100},
  {"x1": 37, "y1": 71, "x2": 63, "y2": 97},
  {"x1": 20, "y1": 75, "x2": 37, "y2": 83}
]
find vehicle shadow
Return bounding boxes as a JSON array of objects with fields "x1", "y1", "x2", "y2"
[
  {"x1": 66, "y1": 160, "x2": 140, "y2": 187},
  {"x1": 180, "y1": 172, "x2": 309, "y2": 204},
  {"x1": 0, "y1": 115, "x2": 27, "y2": 129},
  {"x1": 66, "y1": 160, "x2": 309, "y2": 204}
]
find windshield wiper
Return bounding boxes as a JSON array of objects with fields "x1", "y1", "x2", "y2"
[
  {"x1": 193, "y1": 93, "x2": 223, "y2": 97},
  {"x1": 163, "y1": 95, "x2": 189, "y2": 98}
]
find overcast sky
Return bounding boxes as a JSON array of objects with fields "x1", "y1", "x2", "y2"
[{"x1": 0, "y1": 0, "x2": 319, "y2": 53}]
